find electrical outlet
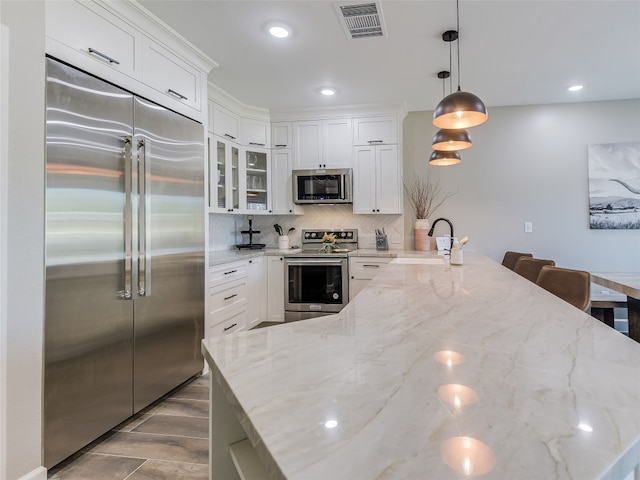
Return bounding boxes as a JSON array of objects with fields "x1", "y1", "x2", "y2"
[
  {"x1": 524, "y1": 222, "x2": 533, "y2": 233},
  {"x1": 391, "y1": 234, "x2": 401, "y2": 244}
]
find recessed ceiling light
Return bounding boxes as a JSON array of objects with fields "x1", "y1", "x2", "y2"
[
  {"x1": 568, "y1": 85, "x2": 583, "y2": 92},
  {"x1": 268, "y1": 24, "x2": 290, "y2": 38},
  {"x1": 320, "y1": 87, "x2": 336, "y2": 96}
]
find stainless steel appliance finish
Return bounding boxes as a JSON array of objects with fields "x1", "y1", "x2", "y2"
[
  {"x1": 292, "y1": 168, "x2": 352, "y2": 204},
  {"x1": 284, "y1": 229, "x2": 357, "y2": 320},
  {"x1": 44, "y1": 57, "x2": 205, "y2": 468}
]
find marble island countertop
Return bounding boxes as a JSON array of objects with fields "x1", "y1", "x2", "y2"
[
  {"x1": 202, "y1": 252, "x2": 640, "y2": 479},
  {"x1": 208, "y1": 247, "x2": 438, "y2": 266}
]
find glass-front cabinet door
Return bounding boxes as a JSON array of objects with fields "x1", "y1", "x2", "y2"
[
  {"x1": 243, "y1": 147, "x2": 270, "y2": 213},
  {"x1": 209, "y1": 135, "x2": 239, "y2": 212}
]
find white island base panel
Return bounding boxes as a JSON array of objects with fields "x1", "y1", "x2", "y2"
[{"x1": 203, "y1": 253, "x2": 640, "y2": 480}]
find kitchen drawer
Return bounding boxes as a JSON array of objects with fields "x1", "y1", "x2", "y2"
[
  {"x1": 209, "y1": 278, "x2": 247, "y2": 314},
  {"x1": 207, "y1": 304, "x2": 247, "y2": 337},
  {"x1": 210, "y1": 260, "x2": 248, "y2": 285},
  {"x1": 46, "y1": 0, "x2": 141, "y2": 80},
  {"x1": 142, "y1": 38, "x2": 201, "y2": 111},
  {"x1": 350, "y1": 257, "x2": 392, "y2": 280}
]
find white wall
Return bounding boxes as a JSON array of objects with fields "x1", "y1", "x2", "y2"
[
  {"x1": 403, "y1": 99, "x2": 640, "y2": 272},
  {"x1": 0, "y1": 2, "x2": 46, "y2": 480}
]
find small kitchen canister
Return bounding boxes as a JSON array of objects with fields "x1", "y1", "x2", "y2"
[
  {"x1": 450, "y1": 248, "x2": 463, "y2": 265},
  {"x1": 278, "y1": 236, "x2": 289, "y2": 250}
]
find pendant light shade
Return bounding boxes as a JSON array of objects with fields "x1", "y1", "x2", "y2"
[
  {"x1": 432, "y1": 128, "x2": 472, "y2": 151},
  {"x1": 433, "y1": 90, "x2": 488, "y2": 129},
  {"x1": 429, "y1": 150, "x2": 461, "y2": 166}
]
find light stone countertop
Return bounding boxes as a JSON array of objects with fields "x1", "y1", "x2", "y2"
[
  {"x1": 208, "y1": 248, "x2": 436, "y2": 265},
  {"x1": 208, "y1": 248, "x2": 302, "y2": 266},
  {"x1": 203, "y1": 252, "x2": 640, "y2": 479}
]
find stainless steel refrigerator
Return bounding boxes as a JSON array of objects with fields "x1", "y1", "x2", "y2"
[{"x1": 44, "y1": 57, "x2": 205, "y2": 468}]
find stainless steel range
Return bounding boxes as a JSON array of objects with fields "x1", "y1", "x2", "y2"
[{"x1": 284, "y1": 229, "x2": 358, "y2": 321}]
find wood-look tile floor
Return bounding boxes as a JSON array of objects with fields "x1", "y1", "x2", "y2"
[{"x1": 48, "y1": 375, "x2": 209, "y2": 480}]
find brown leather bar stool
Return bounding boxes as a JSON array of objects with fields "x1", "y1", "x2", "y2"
[
  {"x1": 536, "y1": 265, "x2": 591, "y2": 311},
  {"x1": 514, "y1": 257, "x2": 555, "y2": 282},
  {"x1": 501, "y1": 251, "x2": 533, "y2": 271}
]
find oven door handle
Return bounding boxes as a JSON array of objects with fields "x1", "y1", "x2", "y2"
[{"x1": 285, "y1": 259, "x2": 346, "y2": 266}]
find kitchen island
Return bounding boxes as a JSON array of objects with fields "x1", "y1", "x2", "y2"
[{"x1": 202, "y1": 252, "x2": 640, "y2": 479}]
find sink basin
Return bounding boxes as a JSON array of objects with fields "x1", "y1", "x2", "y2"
[{"x1": 391, "y1": 257, "x2": 445, "y2": 265}]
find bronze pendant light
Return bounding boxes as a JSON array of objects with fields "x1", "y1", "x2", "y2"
[
  {"x1": 429, "y1": 149, "x2": 461, "y2": 166},
  {"x1": 433, "y1": 0, "x2": 488, "y2": 129},
  {"x1": 432, "y1": 54, "x2": 472, "y2": 152},
  {"x1": 429, "y1": 72, "x2": 462, "y2": 165}
]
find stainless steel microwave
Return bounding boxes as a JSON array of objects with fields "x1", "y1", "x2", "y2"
[{"x1": 292, "y1": 168, "x2": 352, "y2": 204}]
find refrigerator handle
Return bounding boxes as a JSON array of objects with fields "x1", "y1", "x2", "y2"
[
  {"x1": 137, "y1": 138, "x2": 148, "y2": 297},
  {"x1": 119, "y1": 136, "x2": 133, "y2": 300}
]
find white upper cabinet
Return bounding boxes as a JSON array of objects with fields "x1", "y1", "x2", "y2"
[
  {"x1": 242, "y1": 146, "x2": 271, "y2": 214},
  {"x1": 212, "y1": 104, "x2": 240, "y2": 143},
  {"x1": 293, "y1": 121, "x2": 323, "y2": 169},
  {"x1": 46, "y1": 1, "x2": 141, "y2": 80},
  {"x1": 293, "y1": 119, "x2": 352, "y2": 169},
  {"x1": 353, "y1": 116, "x2": 398, "y2": 145},
  {"x1": 271, "y1": 149, "x2": 303, "y2": 215},
  {"x1": 323, "y1": 118, "x2": 353, "y2": 168},
  {"x1": 142, "y1": 38, "x2": 201, "y2": 111},
  {"x1": 353, "y1": 144, "x2": 401, "y2": 214},
  {"x1": 242, "y1": 118, "x2": 270, "y2": 147},
  {"x1": 46, "y1": 1, "x2": 215, "y2": 122},
  {"x1": 271, "y1": 122, "x2": 293, "y2": 148}
]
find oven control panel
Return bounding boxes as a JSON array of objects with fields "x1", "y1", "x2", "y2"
[{"x1": 302, "y1": 229, "x2": 358, "y2": 243}]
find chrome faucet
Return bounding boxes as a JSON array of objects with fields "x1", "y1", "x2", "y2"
[{"x1": 428, "y1": 217, "x2": 454, "y2": 249}]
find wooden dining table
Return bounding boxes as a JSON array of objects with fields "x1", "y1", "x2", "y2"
[{"x1": 590, "y1": 272, "x2": 640, "y2": 342}]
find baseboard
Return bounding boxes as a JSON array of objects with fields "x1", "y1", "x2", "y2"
[{"x1": 17, "y1": 466, "x2": 47, "y2": 480}]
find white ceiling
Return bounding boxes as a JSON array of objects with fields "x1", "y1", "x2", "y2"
[{"x1": 139, "y1": 0, "x2": 640, "y2": 113}]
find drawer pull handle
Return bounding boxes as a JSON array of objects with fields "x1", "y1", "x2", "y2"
[
  {"x1": 248, "y1": 142, "x2": 265, "y2": 146},
  {"x1": 224, "y1": 133, "x2": 237, "y2": 140},
  {"x1": 223, "y1": 269, "x2": 238, "y2": 275},
  {"x1": 367, "y1": 140, "x2": 384, "y2": 144},
  {"x1": 224, "y1": 293, "x2": 238, "y2": 301},
  {"x1": 224, "y1": 323, "x2": 238, "y2": 332},
  {"x1": 167, "y1": 89, "x2": 188, "y2": 101},
  {"x1": 274, "y1": 144, "x2": 287, "y2": 147},
  {"x1": 363, "y1": 264, "x2": 380, "y2": 268},
  {"x1": 88, "y1": 47, "x2": 120, "y2": 65}
]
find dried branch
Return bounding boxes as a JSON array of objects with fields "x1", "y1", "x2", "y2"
[{"x1": 403, "y1": 171, "x2": 455, "y2": 219}]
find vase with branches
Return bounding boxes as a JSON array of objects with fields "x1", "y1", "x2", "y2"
[{"x1": 404, "y1": 171, "x2": 455, "y2": 250}]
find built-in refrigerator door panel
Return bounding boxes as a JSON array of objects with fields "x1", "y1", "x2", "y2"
[
  {"x1": 132, "y1": 97, "x2": 205, "y2": 412},
  {"x1": 44, "y1": 58, "x2": 135, "y2": 469}
]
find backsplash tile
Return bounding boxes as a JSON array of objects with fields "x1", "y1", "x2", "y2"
[{"x1": 209, "y1": 206, "x2": 404, "y2": 251}]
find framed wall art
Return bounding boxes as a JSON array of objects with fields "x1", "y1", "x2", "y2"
[{"x1": 588, "y1": 142, "x2": 640, "y2": 229}]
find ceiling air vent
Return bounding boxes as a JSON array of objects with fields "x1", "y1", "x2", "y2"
[{"x1": 334, "y1": 2, "x2": 387, "y2": 39}]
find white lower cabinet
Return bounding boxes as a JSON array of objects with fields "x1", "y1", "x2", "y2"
[
  {"x1": 207, "y1": 256, "x2": 273, "y2": 336},
  {"x1": 247, "y1": 257, "x2": 266, "y2": 329},
  {"x1": 207, "y1": 260, "x2": 248, "y2": 337},
  {"x1": 208, "y1": 305, "x2": 247, "y2": 337},
  {"x1": 349, "y1": 256, "x2": 392, "y2": 300},
  {"x1": 267, "y1": 256, "x2": 285, "y2": 323}
]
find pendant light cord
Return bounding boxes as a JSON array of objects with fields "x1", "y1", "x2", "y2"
[
  {"x1": 456, "y1": 0, "x2": 462, "y2": 92},
  {"x1": 449, "y1": 37, "x2": 453, "y2": 95}
]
